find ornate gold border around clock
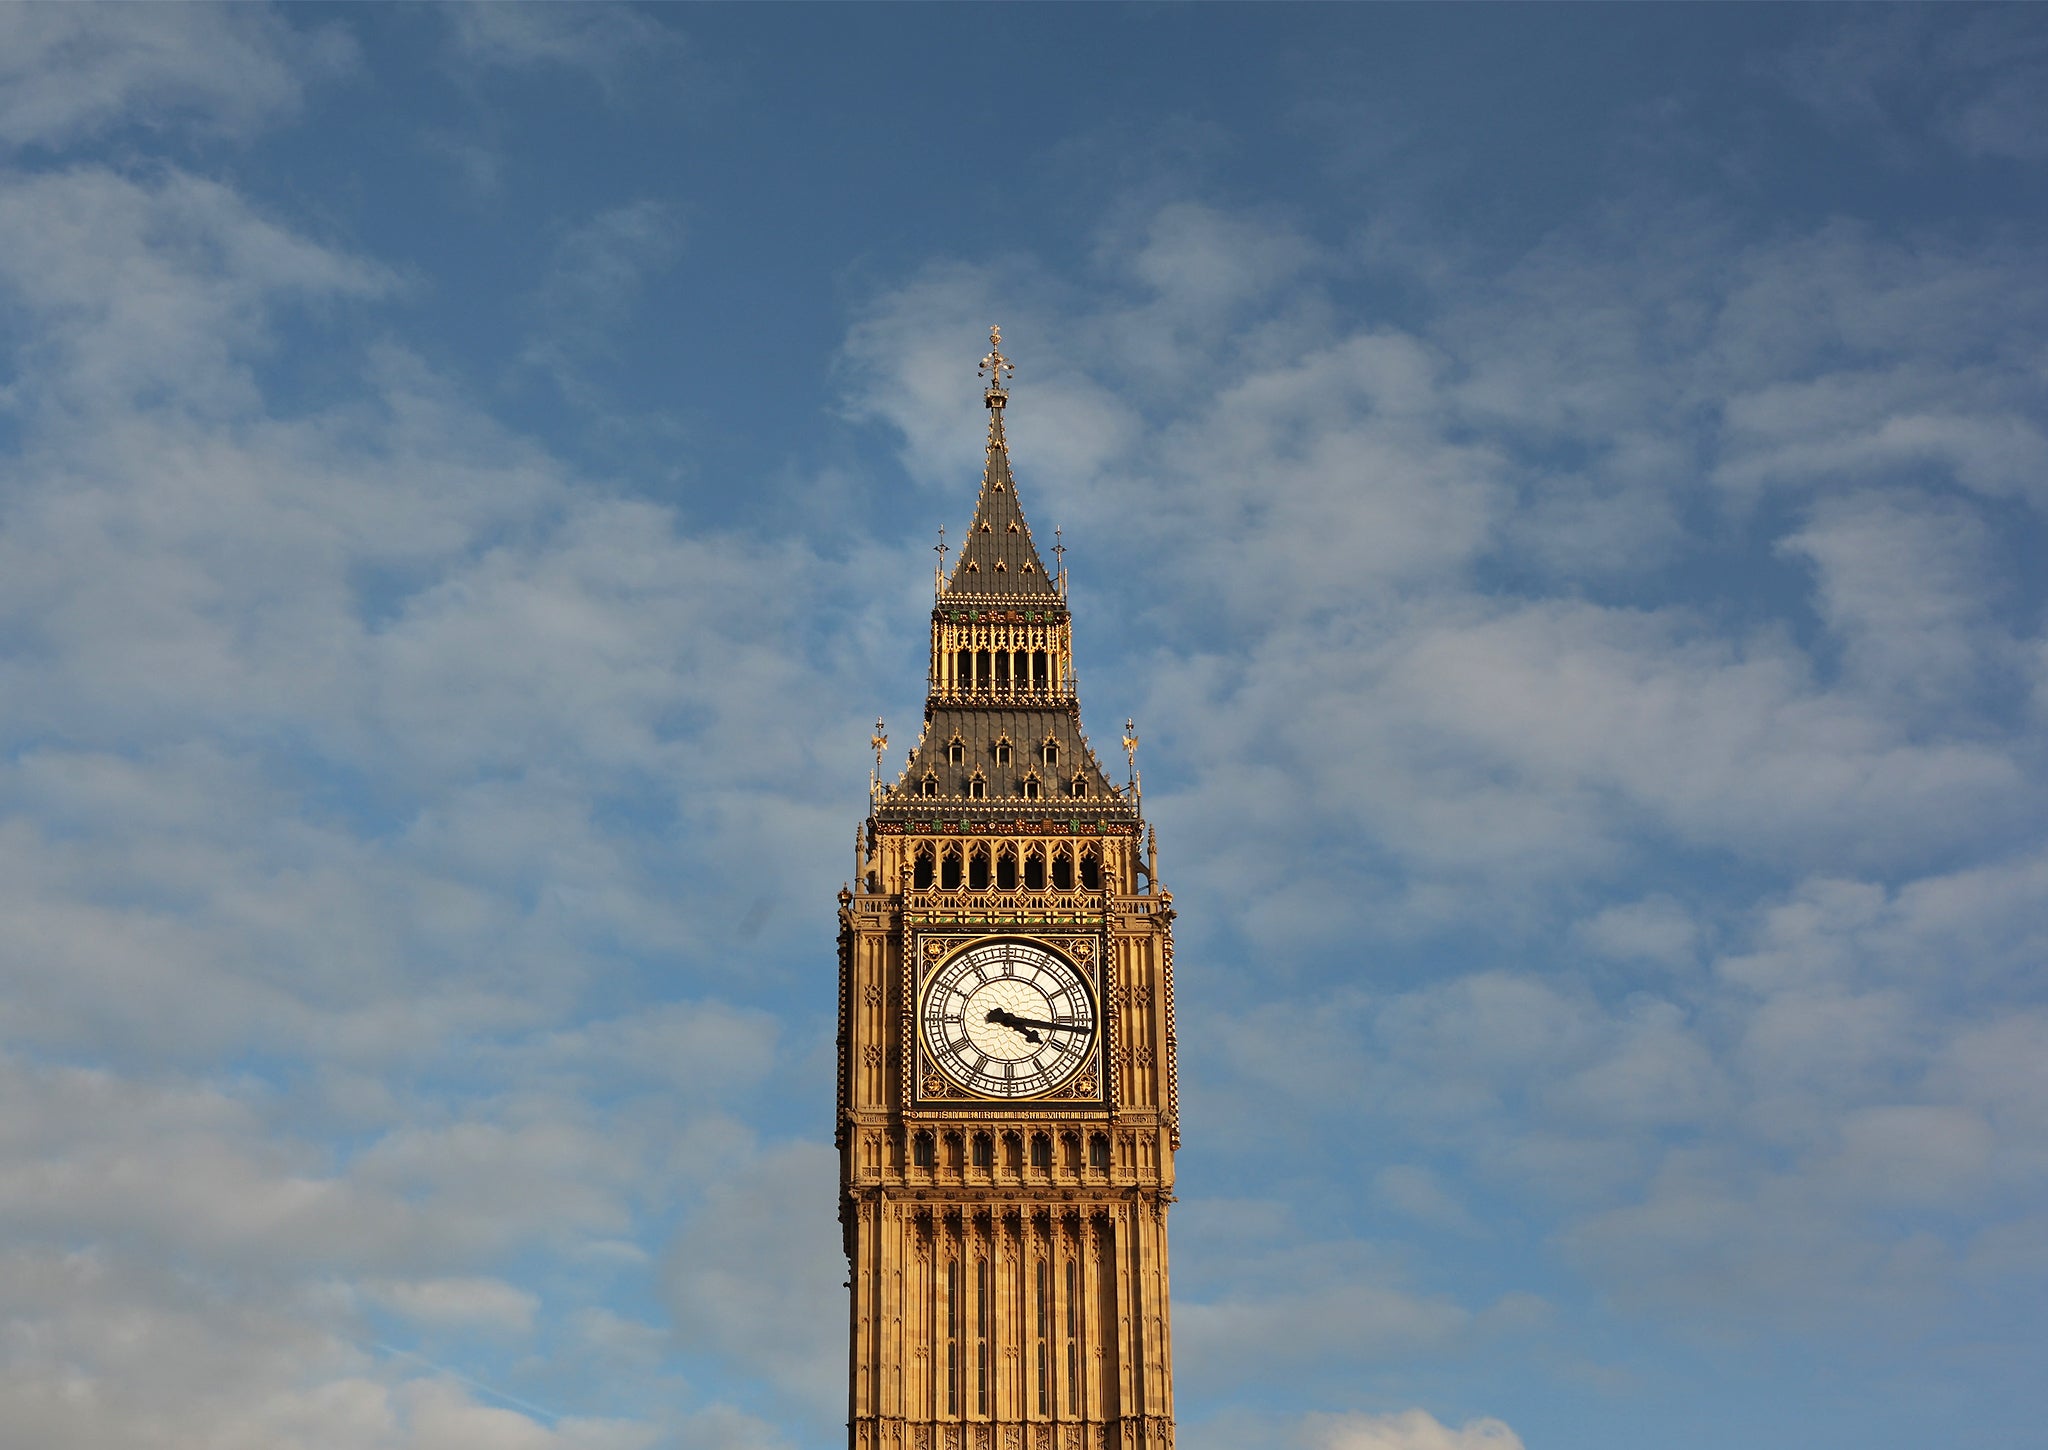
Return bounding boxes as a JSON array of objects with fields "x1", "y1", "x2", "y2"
[{"x1": 909, "y1": 930, "x2": 1106, "y2": 1109}]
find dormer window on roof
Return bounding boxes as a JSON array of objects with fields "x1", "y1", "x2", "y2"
[
  {"x1": 993, "y1": 735, "x2": 1012, "y2": 766},
  {"x1": 946, "y1": 732, "x2": 965, "y2": 765},
  {"x1": 967, "y1": 770, "x2": 987, "y2": 801}
]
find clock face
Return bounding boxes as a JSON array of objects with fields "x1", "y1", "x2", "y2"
[{"x1": 921, "y1": 938, "x2": 1096, "y2": 1099}]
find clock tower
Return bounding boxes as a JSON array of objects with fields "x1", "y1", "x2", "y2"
[{"x1": 838, "y1": 331, "x2": 1179, "y2": 1450}]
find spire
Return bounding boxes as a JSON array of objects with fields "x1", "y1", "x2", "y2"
[{"x1": 946, "y1": 326, "x2": 1055, "y2": 597}]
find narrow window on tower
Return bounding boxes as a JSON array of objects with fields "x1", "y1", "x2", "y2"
[
  {"x1": 947, "y1": 1260, "x2": 960, "y2": 1416},
  {"x1": 1030, "y1": 1133, "x2": 1052, "y2": 1170},
  {"x1": 1065, "y1": 1258, "x2": 1080, "y2": 1409},
  {"x1": 912, "y1": 1131, "x2": 934, "y2": 1168},
  {"x1": 976, "y1": 1256, "x2": 991, "y2": 1415},
  {"x1": 1035, "y1": 1259, "x2": 1050, "y2": 1415},
  {"x1": 971, "y1": 1133, "x2": 993, "y2": 1169},
  {"x1": 1089, "y1": 1134, "x2": 1110, "y2": 1171}
]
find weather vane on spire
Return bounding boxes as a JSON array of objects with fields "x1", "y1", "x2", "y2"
[
  {"x1": 979, "y1": 324, "x2": 1014, "y2": 395},
  {"x1": 934, "y1": 523, "x2": 948, "y2": 593},
  {"x1": 871, "y1": 717, "x2": 889, "y2": 793}
]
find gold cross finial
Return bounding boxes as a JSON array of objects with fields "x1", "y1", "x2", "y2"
[{"x1": 979, "y1": 324, "x2": 1014, "y2": 393}]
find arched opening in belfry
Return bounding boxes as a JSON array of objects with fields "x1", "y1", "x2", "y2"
[
  {"x1": 995, "y1": 844, "x2": 1018, "y2": 890},
  {"x1": 1023, "y1": 845, "x2": 1046, "y2": 890},
  {"x1": 1032, "y1": 650, "x2": 1048, "y2": 690},
  {"x1": 968, "y1": 845, "x2": 991, "y2": 890},
  {"x1": 976, "y1": 649, "x2": 991, "y2": 688},
  {"x1": 994, "y1": 650, "x2": 1010, "y2": 691},
  {"x1": 1051, "y1": 847, "x2": 1074, "y2": 891},
  {"x1": 1079, "y1": 849, "x2": 1101, "y2": 891},
  {"x1": 914, "y1": 845, "x2": 935, "y2": 890},
  {"x1": 956, "y1": 648, "x2": 971, "y2": 689},
  {"x1": 941, "y1": 846, "x2": 963, "y2": 891}
]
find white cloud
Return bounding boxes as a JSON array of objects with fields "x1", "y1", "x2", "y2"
[
  {"x1": 442, "y1": 3, "x2": 684, "y2": 93},
  {"x1": 367, "y1": 1277, "x2": 539, "y2": 1333},
  {"x1": 1373, "y1": 1165, "x2": 1484, "y2": 1237},
  {"x1": 0, "y1": 166, "x2": 389, "y2": 414},
  {"x1": 662, "y1": 1141, "x2": 844, "y2": 1427},
  {"x1": 1767, "y1": 11, "x2": 2048, "y2": 163},
  {"x1": 521, "y1": 200, "x2": 686, "y2": 391},
  {"x1": 0, "y1": 3, "x2": 352, "y2": 151},
  {"x1": 1779, "y1": 490, "x2": 2008, "y2": 710},
  {"x1": 1573, "y1": 895, "x2": 1700, "y2": 970},
  {"x1": 1306, "y1": 1410, "x2": 1524, "y2": 1450}
]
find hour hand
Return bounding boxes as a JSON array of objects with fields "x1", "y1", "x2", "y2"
[
  {"x1": 986, "y1": 1007, "x2": 1087, "y2": 1037},
  {"x1": 984, "y1": 1007, "x2": 1041, "y2": 1043}
]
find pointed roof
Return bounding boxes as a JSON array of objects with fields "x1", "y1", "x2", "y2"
[{"x1": 944, "y1": 329, "x2": 1056, "y2": 597}]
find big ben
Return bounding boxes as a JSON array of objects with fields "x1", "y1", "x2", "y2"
[{"x1": 837, "y1": 330, "x2": 1179, "y2": 1450}]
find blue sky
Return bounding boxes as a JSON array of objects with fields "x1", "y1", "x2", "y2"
[{"x1": 2, "y1": 5, "x2": 2046, "y2": 1449}]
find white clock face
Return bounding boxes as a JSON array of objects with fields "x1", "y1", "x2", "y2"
[{"x1": 921, "y1": 939, "x2": 1095, "y2": 1099}]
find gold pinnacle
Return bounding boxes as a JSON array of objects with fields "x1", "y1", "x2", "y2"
[{"x1": 979, "y1": 324, "x2": 1014, "y2": 392}]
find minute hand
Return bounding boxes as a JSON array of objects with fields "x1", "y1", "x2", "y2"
[{"x1": 986, "y1": 1007, "x2": 1090, "y2": 1037}]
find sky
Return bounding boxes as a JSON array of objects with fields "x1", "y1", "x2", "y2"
[{"x1": 1, "y1": 4, "x2": 2046, "y2": 1449}]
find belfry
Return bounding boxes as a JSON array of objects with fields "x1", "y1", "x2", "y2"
[{"x1": 838, "y1": 330, "x2": 1180, "y2": 1450}]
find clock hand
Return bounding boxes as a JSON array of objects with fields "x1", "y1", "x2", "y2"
[
  {"x1": 983, "y1": 1007, "x2": 1040, "y2": 1044},
  {"x1": 985, "y1": 1007, "x2": 1089, "y2": 1037}
]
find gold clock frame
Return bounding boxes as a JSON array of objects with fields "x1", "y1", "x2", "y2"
[{"x1": 909, "y1": 930, "x2": 1106, "y2": 1108}]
